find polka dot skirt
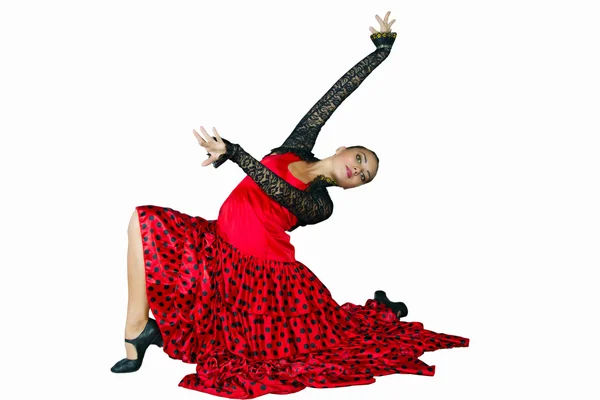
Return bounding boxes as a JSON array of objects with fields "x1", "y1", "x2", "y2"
[{"x1": 136, "y1": 205, "x2": 469, "y2": 398}]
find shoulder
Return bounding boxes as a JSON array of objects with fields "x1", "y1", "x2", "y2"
[{"x1": 306, "y1": 181, "x2": 334, "y2": 210}]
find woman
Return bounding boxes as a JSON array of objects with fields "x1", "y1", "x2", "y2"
[{"x1": 111, "y1": 11, "x2": 469, "y2": 398}]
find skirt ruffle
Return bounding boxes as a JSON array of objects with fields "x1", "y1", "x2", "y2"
[{"x1": 136, "y1": 205, "x2": 469, "y2": 398}]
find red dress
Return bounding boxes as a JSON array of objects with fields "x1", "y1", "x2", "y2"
[
  {"x1": 134, "y1": 31, "x2": 468, "y2": 397},
  {"x1": 136, "y1": 153, "x2": 469, "y2": 399}
]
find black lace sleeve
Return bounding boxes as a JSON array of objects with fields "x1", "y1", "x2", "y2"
[
  {"x1": 213, "y1": 140, "x2": 333, "y2": 226},
  {"x1": 270, "y1": 32, "x2": 397, "y2": 156}
]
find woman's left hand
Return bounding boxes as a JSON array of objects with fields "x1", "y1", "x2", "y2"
[
  {"x1": 193, "y1": 126, "x2": 227, "y2": 167},
  {"x1": 369, "y1": 11, "x2": 395, "y2": 34}
]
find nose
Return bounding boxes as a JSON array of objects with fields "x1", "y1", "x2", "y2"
[{"x1": 352, "y1": 165, "x2": 362, "y2": 175}]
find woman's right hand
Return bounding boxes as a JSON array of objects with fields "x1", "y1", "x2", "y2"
[
  {"x1": 369, "y1": 11, "x2": 395, "y2": 34},
  {"x1": 193, "y1": 126, "x2": 227, "y2": 167}
]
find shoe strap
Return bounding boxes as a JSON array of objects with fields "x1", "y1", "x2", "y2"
[{"x1": 123, "y1": 319, "x2": 154, "y2": 345}]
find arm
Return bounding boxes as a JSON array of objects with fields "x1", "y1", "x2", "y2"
[
  {"x1": 215, "y1": 140, "x2": 333, "y2": 226},
  {"x1": 270, "y1": 31, "x2": 397, "y2": 155}
]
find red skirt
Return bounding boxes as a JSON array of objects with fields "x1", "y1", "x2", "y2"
[{"x1": 136, "y1": 205, "x2": 469, "y2": 399}]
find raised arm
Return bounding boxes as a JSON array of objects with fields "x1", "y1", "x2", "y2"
[{"x1": 270, "y1": 31, "x2": 397, "y2": 156}]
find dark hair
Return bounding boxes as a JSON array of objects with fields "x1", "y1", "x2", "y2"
[{"x1": 346, "y1": 145, "x2": 380, "y2": 174}]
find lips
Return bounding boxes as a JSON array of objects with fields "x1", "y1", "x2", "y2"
[{"x1": 346, "y1": 166, "x2": 352, "y2": 178}]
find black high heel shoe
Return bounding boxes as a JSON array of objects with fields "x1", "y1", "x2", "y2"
[
  {"x1": 374, "y1": 290, "x2": 408, "y2": 319},
  {"x1": 111, "y1": 318, "x2": 164, "y2": 373}
]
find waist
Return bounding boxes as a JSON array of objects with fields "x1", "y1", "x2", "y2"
[{"x1": 215, "y1": 220, "x2": 296, "y2": 262}]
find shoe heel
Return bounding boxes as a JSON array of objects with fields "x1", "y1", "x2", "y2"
[
  {"x1": 152, "y1": 333, "x2": 164, "y2": 347},
  {"x1": 391, "y1": 301, "x2": 408, "y2": 318},
  {"x1": 374, "y1": 290, "x2": 390, "y2": 303},
  {"x1": 373, "y1": 290, "x2": 408, "y2": 318},
  {"x1": 111, "y1": 318, "x2": 163, "y2": 373}
]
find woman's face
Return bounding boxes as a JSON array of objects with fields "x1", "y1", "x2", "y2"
[{"x1": 331, "y1": 146, "x2": 378, "y2": 189}]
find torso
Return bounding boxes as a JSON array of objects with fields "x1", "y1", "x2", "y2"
[
  {"x1": 286, "y1": 160, "x2": 312, "y2": 185},
  {"x1": 264, "y1": 151, "x2": 313, "y2": 185},
  {"x1": 216, "y1": 152, "x2": 310, "y2": 262}
]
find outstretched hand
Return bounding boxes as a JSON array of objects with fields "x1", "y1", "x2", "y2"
[
  {"x1": 193, "y1": 126, "x2": 227, "y2": 167},
  {"x1": 369, "y1": 11, "x2": 395, "y2": 34}
]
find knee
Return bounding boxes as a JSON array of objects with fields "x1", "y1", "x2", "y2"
[{"x1": 128, "y1": 209, "x2": 140, "y2": 235}]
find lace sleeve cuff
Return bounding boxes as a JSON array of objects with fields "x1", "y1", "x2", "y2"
[
  {"x1": 370, "y1": 31, "x2": 397, "y2": 49},
  {"x1": 212, "y1": 138, "x2": 239, "y2": 168}
]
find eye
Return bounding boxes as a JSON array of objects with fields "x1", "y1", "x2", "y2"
[
  {"x1": 360, "y1": 172, "x2": 365, "y2": 181},
  {"x1": 356, "y1": 154, "x2": 361, "y2": 163}
]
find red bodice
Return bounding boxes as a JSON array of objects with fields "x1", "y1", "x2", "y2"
[{"x1": 216, "y1": 152, "x2": 308, "y2": 262}]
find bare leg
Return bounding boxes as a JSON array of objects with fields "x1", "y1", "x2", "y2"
[{"x1": 123, "y1": 208, "x2": 150, "y2": 360}]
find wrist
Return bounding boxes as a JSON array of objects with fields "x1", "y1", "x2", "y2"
[
  {"x1": 370, "y1": 31, "x2": 396, "y2": 49},
  {"x1": 212, "y1": 139, "x2": 239, "y2": 168}
]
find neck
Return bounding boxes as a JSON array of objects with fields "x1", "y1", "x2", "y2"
[{"x1": 305, "y1": 157, "x2": 335, "y2": 182}]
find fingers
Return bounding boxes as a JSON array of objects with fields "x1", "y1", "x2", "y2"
[
  {"x1": 193, "y1": 127, "x2": 209, "y2": 145},
  {"x1": 193, "y1": 130, "x2": 208, "y2": 153},
  {"x1": 194, "y1": 126, "x2": 221, "y2": 142},
  {"x1": 199, "y1": 126, "x2": 212, "y2": 142},
  {"x1": 376, "y1": 14, "x2": 384, "y2": 30},
  {"x1": 212, "y1": 127, "x2": 223, "y2": 142},
  {"x1": 374, "y1": 11, "x2": 394, "y2": 32},
  {"x1": 194, "y1": 125, "x2": 224, "y2": 167},
  {"x1": 201, "y1": 156, "x2": 216, "y2": 167},
  {"x1": 369, "y1": 26, "x2": 377, "y2": 34},
  {"x1": 193, "y1": 129, "x2": 203, "y2": 143}
]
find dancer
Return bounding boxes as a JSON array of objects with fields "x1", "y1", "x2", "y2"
[{"x1": 112, "y1": 11, "x2": 468, "y2": 398}]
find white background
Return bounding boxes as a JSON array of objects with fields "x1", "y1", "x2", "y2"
[{"x1": 1, "y1": 0, "x2": 598, "y2": 399}]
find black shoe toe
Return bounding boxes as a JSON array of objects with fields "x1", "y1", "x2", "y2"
[{"x1": 110, "y1": 358, "x2": 141, "y2": 373}]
